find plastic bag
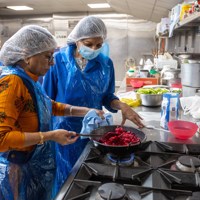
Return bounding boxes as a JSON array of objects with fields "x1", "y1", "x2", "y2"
[
  {"x1": 120, "y1": 98, "x2": 141, "y2": 107},
  {"x1": 160, "y1": 93, "x2": 179, "y2": 129},
  {"x1": 180, "y1": 96, "x2": 200, "y2": 119}
]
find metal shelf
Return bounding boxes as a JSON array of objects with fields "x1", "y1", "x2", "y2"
[
  {"x1": 175, "y1": 12, "x2": 200, "y2": 30},
  {"x1": 160, "y1": 13, "x2": 200, "y2": 37}
]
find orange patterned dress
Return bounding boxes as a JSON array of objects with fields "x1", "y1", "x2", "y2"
[{"x1": 0, "y1": 70, "x2": 66, "y2": 152}]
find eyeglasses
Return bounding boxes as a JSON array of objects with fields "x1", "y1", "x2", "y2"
[
  {"x1": 47, "y1": 54, "x2": 54, "y2": 63},
  {"x1": 37, "y1": 52, "x2": 54, "y2": 63}
]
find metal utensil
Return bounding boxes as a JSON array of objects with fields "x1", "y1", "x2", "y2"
[
  {"x1": 139, "y1": 94, "x2": 163, "y2": 107},
  {"x1": 145, "y1": 125, "x2": 170, "y2": 132},
  {"x1": 77, "y1": 133, "x2": 101, "y2": 137}
]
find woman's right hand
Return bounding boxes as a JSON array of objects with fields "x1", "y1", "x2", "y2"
[{"x1": 51, "y1": 129, "x2": 79, "y2": 145}]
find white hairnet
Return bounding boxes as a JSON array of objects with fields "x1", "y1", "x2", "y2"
[
  {"x1": 67, "y1": 16, "x2": 107, "y2": 44},
  {"x1": 0, "y1": 25, "x2": 57, "y2": 66}
]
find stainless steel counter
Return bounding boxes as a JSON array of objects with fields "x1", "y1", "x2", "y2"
[
  {"x1": 54, "y1": 79, "x2": 200, "y2": 200},
  {"x1": 112, "y1": 106, "x2": 200, "y2": 145},
  {"x1": 114, "y1": 78, "x2": 200, "y2": 144}
]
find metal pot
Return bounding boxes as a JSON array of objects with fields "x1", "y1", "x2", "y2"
[
  {"x1": 181, "y1": 63, "x2": 200, "y2": 87},
  {"x1": 173, "y1": 54, "x2": 192, "y2": 67},
  {"x1": 139, "y1": 94, "x2": 163, "y2": 107},
  {"x1": 90, "y1": 125, "x2": 146, "y2": 156}
]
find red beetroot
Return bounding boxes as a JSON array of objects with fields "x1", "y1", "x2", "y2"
[{"x1": 98, "y1": 127, "x2": 140, "y2": 146}]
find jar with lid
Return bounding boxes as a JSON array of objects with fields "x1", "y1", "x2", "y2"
[{"x1": 127, "y1": 69, "x2": 135, "y2": 77}]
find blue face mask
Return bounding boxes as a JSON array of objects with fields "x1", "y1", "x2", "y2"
[{"x1": 78, "y1": 45, "x2": 102, "y2": 60}]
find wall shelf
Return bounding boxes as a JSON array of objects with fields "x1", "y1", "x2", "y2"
[
  {"x1": 175, "y1": 12, "x2": 200, "y2": 30},
  {"x1": 161, "y1": 12, "x2": 200, "y2": 37}
]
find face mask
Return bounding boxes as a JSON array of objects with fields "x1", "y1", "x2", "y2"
[{"x1": 78, "y1": 45, "x2": 102, "y2": 60}]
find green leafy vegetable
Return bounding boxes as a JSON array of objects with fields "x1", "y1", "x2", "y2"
[
  {"x1": 171, "y1": 89, "x2": 182, "y2": 94},
  {"x1": 136, "y1": 88, "x2": 169, "y2": 95}
]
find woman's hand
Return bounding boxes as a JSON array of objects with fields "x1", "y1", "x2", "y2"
[
  {"x1": 23, "y1": 130, "x2": 79, "y2": 147},
  {"x1": 51, "y1": 129, "x2": 79, "y2": 145},
  {"x1": 110, "y1": 99, "x2": 144, "y2": 128},
  {"x1": 120, "y1": 104, "x2": 144, "y2": 128}
]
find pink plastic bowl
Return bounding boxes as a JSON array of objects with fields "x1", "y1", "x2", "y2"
[
  {"x1": 168, "y1": 120, "x2": 198, "y2": 140},
  {"x1": 130, "y1": 80, "x2": 144, "y2": 88}
]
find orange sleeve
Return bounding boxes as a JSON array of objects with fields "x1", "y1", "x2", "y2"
[
  {"x1": 52, "y1": 100, "x2": 66, "y2": 116},
  {"x1": 0, "y1": 75, "x2": 27, "y2": 152}
]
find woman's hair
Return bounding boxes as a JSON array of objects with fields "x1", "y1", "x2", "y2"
[
  {"x1": 0, "y1": 25, "x2": 57, "y2": 65},
  {"x1": 67, "y1": 16, "x2": 107, "y2": 44}
]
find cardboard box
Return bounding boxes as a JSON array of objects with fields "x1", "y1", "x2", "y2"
[{"x1": 126, "y1": 77, "x2": 159, "y2": 87}]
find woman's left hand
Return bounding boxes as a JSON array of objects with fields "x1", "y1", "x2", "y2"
[{"x1": 120, "y1": 104, "x2": 144, "y2": 128}]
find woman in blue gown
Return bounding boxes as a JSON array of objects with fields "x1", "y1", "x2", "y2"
[{"x1": 43, "y1": 15, "x2": 144, "y2": 191}]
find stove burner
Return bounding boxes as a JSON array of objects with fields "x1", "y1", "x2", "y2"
[
  {"x1": 98, "y1": 183, "x2": 126, "y2": 200},
  {"x1": 107, "y1": 153, "x2": 135, "y2": 166},
  {"x1": 187, "y1": 192, "x2": 200, "y2": 200},
  {"x1": 176, "y1": 156, "x2": 200, "y2": 172}
]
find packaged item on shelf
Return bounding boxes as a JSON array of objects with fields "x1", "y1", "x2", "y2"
[{"x1": 180, "y1": 3, "x2": 192, "y2": 21}]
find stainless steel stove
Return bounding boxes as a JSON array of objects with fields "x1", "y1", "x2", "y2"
[{"x1": 54, "y1": 141, "x2": 200, "y2": 200}]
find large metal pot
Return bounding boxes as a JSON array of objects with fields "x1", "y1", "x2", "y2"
[
  {"x1": 90, "y1": 125, "x2": 146, "y2": 156},
  {"x1": 139, "y1": 94, "x2": 163, "y2": 107},
  {"x1": 181, "y1": 63, "x2": 200, "y2": 87},
  {"x1": 173, "y1": 54, "x2": 192, "y2": 67}
]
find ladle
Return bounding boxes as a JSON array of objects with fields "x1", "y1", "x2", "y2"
[
  {"x1": 144, "y1": 125, "x2": 170, "y2": 132},
  {"x1": 77, "y1": 133, "x2": 101, "y2": 137}
]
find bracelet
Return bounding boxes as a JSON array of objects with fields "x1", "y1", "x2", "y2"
[
  {"x1": 38, "y1": 132, "x2": 44, "y2": 145},
  {"x1": 69, "y1": 105, "x2": 73, "y2": 116}
]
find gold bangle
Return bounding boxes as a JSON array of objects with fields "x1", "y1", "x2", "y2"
[{"x1": 38, "y1": 132, "x2": 44, "y2": 145}]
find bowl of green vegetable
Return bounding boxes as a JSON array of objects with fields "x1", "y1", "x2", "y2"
[{"x1": 136, "y1": 88, "x2": 169, "y2": 107}]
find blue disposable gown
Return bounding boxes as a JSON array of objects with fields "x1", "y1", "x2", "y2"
[
  {"x1": 43, "y1": 44, "x2": 118, "y2": 190},
  {"x1": 0, "y1": 66, "x2": 56, "y2": 200}
]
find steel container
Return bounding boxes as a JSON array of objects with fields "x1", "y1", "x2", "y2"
[
  {"x1": 181, "y1": 63, "x2": 200, "y2": 87},
  {"x1": 139, "y1": 94, "x2": 163, "y2": 106}
]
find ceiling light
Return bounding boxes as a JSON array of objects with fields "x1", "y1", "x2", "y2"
[
  {"x1": 7, "y1": 6, "x2": 33, "y2": 11},
  {"x1": 87, "y1": 3, "x2": 110, "y2": 9}
]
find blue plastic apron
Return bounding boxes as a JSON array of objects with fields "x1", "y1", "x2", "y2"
[{"x1": 0, "y1": 66, "x2": 56, "y2": 200}]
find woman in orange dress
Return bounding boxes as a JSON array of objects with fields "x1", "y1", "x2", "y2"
[{"x1": 0, "y1": 25, "x2": 103, "y2": 200}]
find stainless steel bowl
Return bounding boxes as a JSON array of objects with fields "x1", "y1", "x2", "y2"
[{"x1": 139, "y1": 94, "x2": 163, "y2": 106}]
